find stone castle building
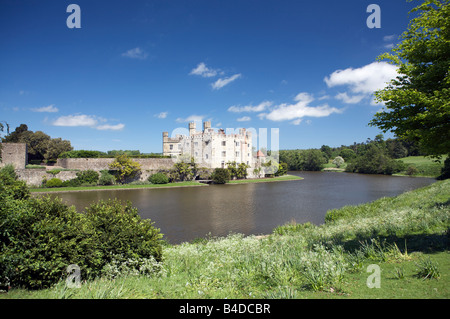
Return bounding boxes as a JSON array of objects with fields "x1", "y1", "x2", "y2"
[{"x1": 163, "y1": 121, "x2": 254, "y2": 169}]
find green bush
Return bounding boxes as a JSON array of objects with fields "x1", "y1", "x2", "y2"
[
  {"x1": 0, "y1": 193, "x2": 164, "y2": 289},
  {"x1": 211, "y1": 168, "x2": 230, "y2": 184},
  {"x1": 148, "y1": 172, "x2": 169, "y2": 184},
  {"x1": 76, "y1": 170, "x2": 99, "y2": 185},
  {"x1": 99, "y1": 170, "x2": 115, "y2": 185},
  {"x1": 45, "y1": 178, "x2": 63, "y2": 188},
  {"x1": 84, "y1": 199, "x2": 163, "y2": 267}
]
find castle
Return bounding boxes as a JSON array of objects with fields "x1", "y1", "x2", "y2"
[{"x1": 163, "y1": 121, "x2": 254, "y2": 169}]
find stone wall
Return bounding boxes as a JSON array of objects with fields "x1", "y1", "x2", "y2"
[
  {"x1": 56, "y1": 157, "x2": 175, "y2": 171},
  {"x1": 15, "y1": 169, "x2": 79, "y2": 187},
  {"x1": 0, "y1": 143, "x2": 28, "y2": 169}
]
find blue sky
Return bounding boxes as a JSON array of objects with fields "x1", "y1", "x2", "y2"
[{"x1": 0, "y1": 0, "x2": 416, "y2": 153}]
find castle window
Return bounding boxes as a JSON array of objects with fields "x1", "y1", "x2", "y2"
[
  {"x1": 222, "y1": 151, "x2": 226, "y2": 157},
  {"x1": 170, "y1": 144, "x2": 173, "y2": 150},
  {"x1": 194, "y1": 142, "x2": 198, "y2": 147},
  {"x1": 236, "y1": 151, "x2": 239, "y2": 157},
  {"x1": 222, "y1": 141, "x2": 226, "y2": 146},
  {"x1": 236, "y1": 141, "x2": 240, "y2": 146},
  {"x1": 205, "y1": 154, "x2": 209, "y2": 159}
]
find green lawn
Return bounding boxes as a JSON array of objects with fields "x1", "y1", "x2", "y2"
[
  {"x1": 397, "y1": 155, "x2": 446, "y2": 177},
  {"x1": 4, "y1": 179, "x2": 448, "y2": 299},
  {"x1": 30, "y1": 181, "x2": 206, "y2": 193}
]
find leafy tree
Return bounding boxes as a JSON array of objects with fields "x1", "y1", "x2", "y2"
[
  {"x1": 370, "y1": 0, "x2": 450, "y2": 158},
  {"x1": 109, "y1": 154, "x2": 141, "y2": 184},
  {"x1": 274, "y1": 162, "x2": 288, "y2": 176},
  {"x1": 44, "y1": 137, "x2": 73, "y2": 162},
  {"x1": 302, "y1": 149, "x2": 327, "y2": 171},
  {"x1": 211, "y1": 168, "x2": 230, "y2": 184},
  {"x1": 339, "y1": 148, "x2": 356, "y2": 161},
  {"x1": 332, "y1": 156, "x2": 345, "y2": 168},
  {"x1": 237, "y1": 162, "x2": 250, "y2": 179}
]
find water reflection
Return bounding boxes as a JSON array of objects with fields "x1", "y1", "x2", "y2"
[{"x1": 49, "y1": 171, "x2": 435, "y2": 244}]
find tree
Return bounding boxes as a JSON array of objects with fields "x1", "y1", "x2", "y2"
[
  {"x1": 369, "y1": 0, "x2": 450, "y2": 158},
  {"x1": 44, "y1": 138, "x2": 73, "y2": 162},
  {"x1": 332, "y1": 156, "x2": 345, "y2": 168},
  {"x1": 109, "y1": 154, "x2": 141, "y2": 184},
  {"x1": 211, "y1": 168, "x2": 230, "y2": 184}
]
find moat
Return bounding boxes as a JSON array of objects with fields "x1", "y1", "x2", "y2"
[{"x1": 52, "y1": 171, "x2": 435, "y2": 244}]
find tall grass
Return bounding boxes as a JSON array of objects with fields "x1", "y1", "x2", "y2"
[{"x1": 4, "y1": 179, "x2": 449, "y2": 299}]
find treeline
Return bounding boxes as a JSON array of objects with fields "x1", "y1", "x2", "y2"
[
  {"x1": 1, "y1": 124, "x2": 72, "y2": 163},
  {"x1": 280, "y1": 135, "x2": 425, "y2": 175}
]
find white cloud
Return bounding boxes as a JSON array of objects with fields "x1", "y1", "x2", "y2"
[
  {"x1": 121, "y1": 47, "x2": 148, "y2": 60},
  {"x1": 211, "y1": 73, "x2": 241, "y2": 90},
  {"x1": 383, "y1": 34, "x2": 396, "y2": 42},
  {"x1": 259, "y1": 92, "x2": 343, "y2": 123},
  {"x1": 31, "y1": 104, "x2": 59, "y2": 113},
  {"x1": 96, "y1": 123, "x2": 125, "y2": 131},
  {"x1": 52, "y1": 114, "x2": 125, "y2": 131},
  {"x1": 237, "y1": 116, "x2": 251, "y2": 122},
  {"x1": 155, "y1": 112, "x2": 168, "y2": 119},
  {"x1": 175, "y1": 114, "x2": 205, "y2": 123},
  {"x1": 53, "y1": 114, "x2": 98, "y2": 127},
  {"x1": 228, "y1": 101, "x2": 272, "y2": 113},
  {"x1": 335, "y1": 92, "x2": 366, "y2": 104},
  {"x1": 189, "y1": 62, "x2": 220, "y2": 78},
  {"x1": 324, "y1": 61, "x2": 398, "y2": 94}
]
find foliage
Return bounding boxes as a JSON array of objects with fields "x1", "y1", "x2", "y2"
[
  {"x1": 280, "y1": 149, "x2": 326, "y2": 171},
  {"x1": 0, "y1": 180, "x2": 164, "y2": 289},
  {"x1": 2, "y1": 124, "x2": 72, "y2": 162},
  {"x1": 332, "y1": 156, "x2": 345, "y2": 168},
  {"x1": 98, "y1": 170, "x2": 115, "y2": 186},
  {"x1": 211, "y1": 168, "x2": 230, "y2": 184},
  {"x1": 438, "y1": 157, "x2": 450, "y2": 180},
  {"x1": 109, "y1": 154, "x2": 141, "y2": 184},
  {"x1": 75, "y1": 170, "x2": 99, "y2": 185},
  {"x1": 45, "y1": 178, "x2": 64, "y2": 188},
  {"x1": 345, "y1": 143, "x2": 406, "y2": 175},
  {"x1": 369, "y1": 0, "x2": 450, "y2": 157},
  {"x1": 226, "y1": 161, "x2": 250, "y2": 179},
  {"x1": 59, "y1": 150, "x2": 106, "y2": 158},
  {"x1": 84, "y1": 199, "x2": 163, "y2": 267},
  {"x1": 0, "y1": 164, "x2": 29, "y2": 200},
  {"x1": 148, "y1": 172, "x2": 169, "y2": 184},
  {"x1": 274, "y1": 162, "x2": 288, "y2": 176}
]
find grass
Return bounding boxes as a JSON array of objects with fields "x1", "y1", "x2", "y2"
[
  {"x1": 396, "y1": 155, "x2": 447, "y2": 177},
  {"x1": 228, "y1": 174, "x2": 303, "y2": 184},
  {"x1": 30, "y1": 181, "x2": 206, "y2": 193},
  {"x1": 3, "y1": 179, "x2": 449, "y2": 299}
]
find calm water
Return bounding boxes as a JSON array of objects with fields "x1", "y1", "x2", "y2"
[{"x1": 51, "y1": 172, "x2": 435, "y2": 244}]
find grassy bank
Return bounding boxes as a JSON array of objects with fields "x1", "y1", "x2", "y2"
[
  {"x1": 3, "y1": 179, "x2": 449, "y2": 299},
  {"x1": 395, "y1": 155, "x2": 447, "y2": 177},
  {"x1": 29, "y1": 181, "x2": 206, "y2": 193}
]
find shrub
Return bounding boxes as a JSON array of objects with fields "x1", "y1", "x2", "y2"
[
  {"x1": 99, "y1": 170, "x2": 115, "y2": 185},
  {"x1": 148, "y1": 172, "x2": 169, "y2": 184},
  {"x1": 211, "y1": 168, "x2": 230, "y2": 184},
  {"x1": 0, "y1": 196, "x2": 100, "y2": 289},
  {"x1": 76, "y1": 170, "x2": 99, "y2": 185},
  {"x1": 84, "y1": 199, "x2": 163, "y2": 266},
  {"x1": 46, "y1": 178, "x2": 63, "y2": 188},
  {"x1": 0, "y1": 195, "x2": 164, "y2": 289},
  {"x1": 406, "y1": 165, "x2": 418, "y2": 176}
]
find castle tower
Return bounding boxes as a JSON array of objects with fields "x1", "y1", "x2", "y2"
[
  {"x1": 189, "y1": 122, "x2": 196, "y2": 136},
  {"x1": 203, "y1": 121, "x2": 211, "y2": 132}
]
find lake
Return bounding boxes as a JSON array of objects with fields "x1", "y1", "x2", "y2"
[{"x1": 51, "y1": 171, "x2": 435, "y2": 244}]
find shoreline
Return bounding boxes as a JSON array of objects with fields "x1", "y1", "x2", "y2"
[{"x1": 30, "y1": 174, "x2": 303, "y2": 194}]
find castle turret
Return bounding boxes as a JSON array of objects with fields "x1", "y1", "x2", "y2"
[
  {"x1": 203, "y1": 121, "x2": 211, "y2": 132},
  {"x1": 189, "y1": 122, "x2": 196, "y2": 136}
]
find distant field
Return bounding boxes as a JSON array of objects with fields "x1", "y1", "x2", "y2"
[{"x1": 397, "y1": 155, "x2": 446, "y2": 177}]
